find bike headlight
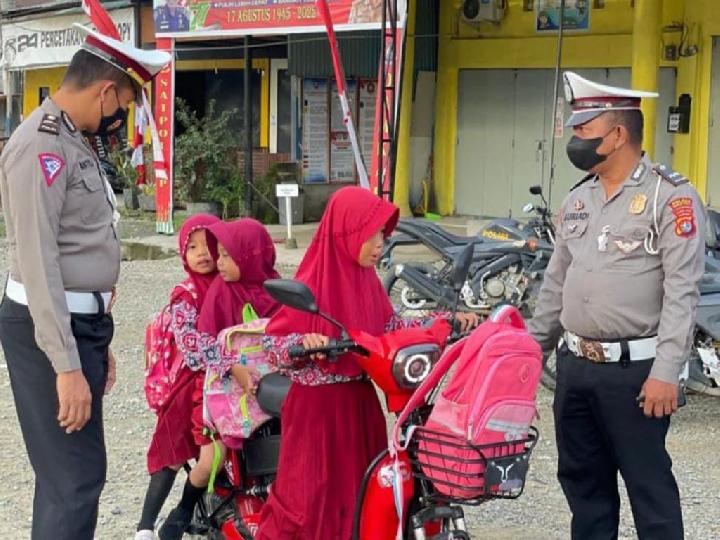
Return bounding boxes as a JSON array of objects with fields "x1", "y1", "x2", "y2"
[{"x1": 392, "y1": 344, "x2": 442, "y2": 389}]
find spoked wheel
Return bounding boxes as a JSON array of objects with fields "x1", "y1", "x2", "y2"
[
  {"x1": 540, "y1": 350, "x2": 557, "y2": 392},
  {"x1": 383, "y1": 266, "x2": 440, "y2": 318}
]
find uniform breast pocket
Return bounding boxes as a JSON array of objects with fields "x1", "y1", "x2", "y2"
[
  {"x1": 561, "y1": 219, "x2": 589, "y2": 258},
  {"x1": 75, "y1": 175, "x2": 110, "y2": 225},
  {"x1": 609, "y1": 224, "x2": 650, "y2": 271}
]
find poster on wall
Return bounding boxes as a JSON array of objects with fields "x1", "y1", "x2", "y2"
[
  {"x1": 302, "y1": 78, "x2": 329, "y2": 184},
  {"x1": 536, "y1": 0, "x2": 590, "y2": 32},
  {"x1": 153, "y1": 0, "x2": 389, "y2": 38},
  {"x1": 358, "y1": 79, "x2": 377, "y2": 172},
  {"x1": 330, "y1": 79, "x2": 357, "y2": 183}
]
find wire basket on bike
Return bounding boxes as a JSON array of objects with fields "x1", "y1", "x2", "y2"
[{"x1": 408, "y1": 425, "x2": 538, "y2": 505}]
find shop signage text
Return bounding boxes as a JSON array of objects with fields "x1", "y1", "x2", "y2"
[
  {"x1": 1, "y1": 7, "x2": 135, "y2": 69},
  {"x1": 153, "y1": 0, "x2": 387, "y2": 38}
]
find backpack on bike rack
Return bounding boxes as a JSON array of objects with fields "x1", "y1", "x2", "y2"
[{"x1": 393, "y1": 305, "x2": 542, "y2": 501}]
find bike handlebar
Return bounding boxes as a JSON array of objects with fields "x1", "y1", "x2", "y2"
[{"x1": 288, "y1": 339, "x2": 362, "y2": 359}]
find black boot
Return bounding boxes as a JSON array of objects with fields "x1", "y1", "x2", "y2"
[
  {"x1": 158, "y1": 478, "x2": 205, "y2": 540},
  {"x1": 158, "y1": 506, "x2": 193, "y2": 540}
]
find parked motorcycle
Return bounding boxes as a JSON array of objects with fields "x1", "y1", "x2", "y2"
[
  {"x1": 382, "y1": 187, "x2": 555, "y2": 320},
  {"x1": 379, "y1": 185, "x2": 555, "y2": 272},
  {"x1": 191, "y1": 245, "x2": 538, "y2": 538}
]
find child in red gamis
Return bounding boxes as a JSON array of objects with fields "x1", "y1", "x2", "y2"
[
  {"x1": 256, "y1": 187, "x2": 476, "y2": 540},
  {"x1": 136, "y1": 213, "x2": 220, "y2": 540},
  {"x1": 159, "y1": 218, "x2": 281, "y2": 540}
]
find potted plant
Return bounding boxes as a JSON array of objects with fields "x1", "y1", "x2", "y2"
[
  {"x1": 174, "y1": 98, "x2": 240, "y2": 216},
  {"x1": 108, "y1": 147, "x2": 140, "y2": 210}
]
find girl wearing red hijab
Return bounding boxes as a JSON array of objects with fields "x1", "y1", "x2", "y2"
[
  {"x1": 256, "y1": 187, "x2": 476, "y2": 540},
  {"x1": 137, "y1": 214, "x2": 220, "y2": 540},
  {"x1": 159, "y1": 218, "x2": 281, "y2": 540}
]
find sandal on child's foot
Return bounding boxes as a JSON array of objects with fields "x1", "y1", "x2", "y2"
[{"x1": 158, "y1": 507, "x2": 193, "y2": 540}]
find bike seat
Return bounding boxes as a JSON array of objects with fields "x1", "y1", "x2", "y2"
[
  {"x1": 396, "y1": 219, "x2": 481, "y2": 248},
  {"x1": 256, "y1": 372, "x2": 291, "y2": 418}
]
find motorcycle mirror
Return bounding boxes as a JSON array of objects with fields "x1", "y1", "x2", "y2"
[
  {"x1": 452, "y1": 243, "x2": 474, "y2": 292},
  {"x1": 263, "y1": 279, "x2": 348, "y2": 336},
  {"x1": 264, "y1": 279, "x2": 319, "y2": 314},
  {"x1": 522, "y1": 203, "x2": 534, "y2": 213},
  {"x1": 529, "y1": 185, "x2": 543, "y2": 196}
]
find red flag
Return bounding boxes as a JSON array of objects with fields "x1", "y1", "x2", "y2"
[{"x1": 81, "y1": 0, "x2": 121, "y2": 39}]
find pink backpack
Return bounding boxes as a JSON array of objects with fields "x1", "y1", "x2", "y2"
[
  {"x1": 203, "y1": 317, "x2": 274, "y2": 448},
  {"x1": 393, "y1": 305, "x2": 541, "y2": 500},
  {"x1": 144, "y1": 282, "x2": 194, "y2": 413}
]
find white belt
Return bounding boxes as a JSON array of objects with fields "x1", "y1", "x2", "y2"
[
  {"x1": 564, "y1": 331, "x2": 657, "y2": 363},
  {"x1": 5, "y1": 278, "x2": 112, "y2": 315}
]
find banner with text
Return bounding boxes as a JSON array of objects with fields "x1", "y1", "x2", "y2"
[
  {"x1": 154, "y1": 38, "x2": 175, "y2": 234},
  {"x1": 1, "y1": 7, "x2": 134, "y2": 69},
  {"x1": 153, "y1": 0, "x2": 383, "y2": 38}
]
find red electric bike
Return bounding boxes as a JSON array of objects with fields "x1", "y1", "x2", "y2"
[{"x1": 191, "y1": 244, "x2": 538, "y2": 539}]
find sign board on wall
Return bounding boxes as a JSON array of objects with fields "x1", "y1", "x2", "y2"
[
  {"x1": 536, "y1": 0, "x2": 589, "y2": 32},
  {"x1": 302, "y1": 78, "x2": 329, "y2": 184},
  {"x1": 1, "y1": 7, "x2": 135, "y2": 69},
  {"x1": 152, "y1": 0, "x2": 389, "y2": 38},
  {"x1": 330, "y1": 79, "x2": 357, "y2": 183}
]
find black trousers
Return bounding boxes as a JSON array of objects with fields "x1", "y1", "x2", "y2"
[
  {"x1": 0, "y1": 297, "x2": 113, "y2": 540},
  {"x1": 554, "y1": 346, "x2": 683, "y2": 540}
]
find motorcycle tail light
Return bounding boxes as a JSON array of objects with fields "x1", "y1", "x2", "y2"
[{"x1": 392, "y1": 344, "x2": 442, "y2": 389}]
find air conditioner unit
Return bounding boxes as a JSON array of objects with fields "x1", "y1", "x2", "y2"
[{"x1": 461, "y1": 0, "x2": 506, "y2": 24}]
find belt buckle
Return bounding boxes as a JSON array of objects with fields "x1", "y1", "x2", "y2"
[{"x1": 578, "y1": 338, "x2": 606, "y2": 363}]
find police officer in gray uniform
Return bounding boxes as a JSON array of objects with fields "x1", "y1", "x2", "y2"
[
  {"x1": 0, "y1": 26, "x2": 169, "y2": 540},
  {"x1": 529, "y1": 72, "x2": 704, "y2": 539}
]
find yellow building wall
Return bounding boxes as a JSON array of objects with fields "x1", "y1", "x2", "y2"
[
  {"x1": 674, "y1": 0, "x2": 720, "y2": 203},
  {"x1": 24, "y1": 66, "x2": 136, "y2": 141},
  {"x1": 23, "y1": 67, "x2": 66, "y2": 117},
  {"x1": 434, "y1": 0, "x2": 687, "y2": 215}
]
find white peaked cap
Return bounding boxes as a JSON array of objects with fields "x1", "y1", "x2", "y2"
[
  {"x1": 563, "y1": 71, "x2": 659, "y2": 127},
  {"x1": 74, "y1": 24, "x2": 172, "y2": 87}
]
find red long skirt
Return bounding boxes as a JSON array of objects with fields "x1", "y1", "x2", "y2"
[
  {"x1": 146, "y1": 367, "x2": 201, "y2": 474},
  {"x1": 255, "y1": 380, "x2": 386, "y2": 540}
]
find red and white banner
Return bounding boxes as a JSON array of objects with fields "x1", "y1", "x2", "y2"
[
  {"x1": 154, "y1": 0, "x2": 385, "y2": 38},
  {"x1": 153, "y1": 37, "x2": 175, "y2": 234}
]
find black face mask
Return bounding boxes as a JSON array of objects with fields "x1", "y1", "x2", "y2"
[
  {"x1": 96, "y1": 87, "x2": 128, "y2": 137},
  {"x1": 566, "y1": 127, "x2": 618, "y2": 172}
]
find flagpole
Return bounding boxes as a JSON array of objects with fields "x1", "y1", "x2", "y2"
[{"x1": 316, "y1": 0, "x2": 370, "y2": 189}]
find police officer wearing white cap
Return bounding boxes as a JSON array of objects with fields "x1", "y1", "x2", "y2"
[
  {"x1": 529, "y1": 72, "x2": 703, "y2": 539},
  {"x1": 0, "y1": 26, "x2": 170, "y2": 540}
]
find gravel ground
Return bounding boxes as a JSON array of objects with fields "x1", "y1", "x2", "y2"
[{"x1": 0, "y1": 241, "x2": 719, "y2": 539}]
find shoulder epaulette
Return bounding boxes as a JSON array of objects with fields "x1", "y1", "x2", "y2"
[
  {"x1": 38, "y1": 113, "x2": 60, "y2": 136},
  {"x1": 653, "y1": 164, "x2": 689, "y2": 186},
  {"x1": 569, "y1": 173, "x2": 595, "y2": 192}
]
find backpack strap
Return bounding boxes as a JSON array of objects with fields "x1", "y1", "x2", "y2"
[{"x1": 489, "y1": 304, "x2": 525, "y2": 329}]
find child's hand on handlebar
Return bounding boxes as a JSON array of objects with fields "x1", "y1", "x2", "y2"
[
  {"x1": 455, "y1": 312, "x2": 480, "y2": 333},
  {"x1": 302, "y1": 333, "x2": 331, "y2": 360}
]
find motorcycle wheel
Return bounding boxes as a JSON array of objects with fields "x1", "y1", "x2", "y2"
[
  {"x1": 382, "y1": 266, "x2": 439, "y2": 318},
  {"x1": 540, "y1": 350, "x2": 557, "y2": 392}
]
